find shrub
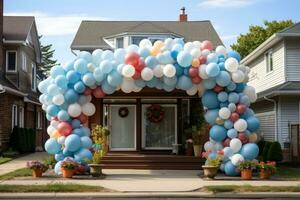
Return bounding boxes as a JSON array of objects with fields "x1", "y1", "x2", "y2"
[
  {"x1": 267, "y1": 141, "x2": 283, "y2": 162},
  {"x1": 257, "y1": 139, "x2": 266, "y2": 156},
  {"x1": 262, "y1": 141, "x2": 272, "y2": 162}
]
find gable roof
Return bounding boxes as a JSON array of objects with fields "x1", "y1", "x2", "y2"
[
  {"x1": 3, "y1": 16, "x2": 35, "y2": 41},
  {"x1": 71, "y1": 21, "x2": 223, "y2": 50}
]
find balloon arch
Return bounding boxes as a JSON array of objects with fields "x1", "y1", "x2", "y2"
[{"x1": 38, "y1": 38, "x2": 260, "y2": 176}]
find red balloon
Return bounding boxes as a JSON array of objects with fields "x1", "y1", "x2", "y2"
[
  {"x1": 230, "y1": 112, "x2": 240, "y2": 122},
  {"x1": 125, "y1": 52, "x2": 140, "y2": 67},
  {"x1": 238, "y1": 133, "x2": 249, "y2": 144},
  {"x1": 135, "y1": 58, "x2": 145, "y2": 72},
  {"x1": 213, "y1": 85, "x2": 224, "y2": 93},
  {"x1": 236, "y1": 104, "x2": 247, "y2": 114},
  {"x1": 84, "y1": 88, "x2": 92, "y2": 96},
  {"x1": 223, "y1": 138, "x2": 231, "y2": 147},
  {"x1": 189, "y1": 67, "x2": 198, "y2": 78},
  {"x1": 201, "y1": 40, "x2": 213, "y2": 51},
  {"x1": 93, "y1": 87, "x2": 105, "y2": 98},
  {"x1": 57, "y1": 122, "x2": 72, "y2": 136},
  {"x1": 192, "y1": 76, "x2": 202, "y2": 84},
  {"x1": 132, "y1": 71, "x2": 141, "y2": 80},
  {"x1": 199, "y1": 56, "x2": 206, "y2": 64},
  {"x1": 77, "y1": 113, "x2": 88, "y2": 124}
]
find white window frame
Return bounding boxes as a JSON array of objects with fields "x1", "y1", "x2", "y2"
[
  {"x1": 11, "y1": 104, "x2": 18, "y2": 129},
  {"x1": 31, "y1": 62, "x2": 36, "y2": 91},
  {"x1": 19, "y1": 106, "x2": 24, "y2": 128},
  {"x1": 37, "y1": 111, "x2": 42, "y2": 129},
  {"x1": 22, "y1": 52, "x2": 27, "y2": 71},
  {"x1": 6, "y1": 50, "x2": 17, "y2": 73},
  {"x1": 115, "y1": 37, "x2": 124, "y2": 48},
  {"x1": 265, "y1": 49, "x2": 273, "y2": 73}
]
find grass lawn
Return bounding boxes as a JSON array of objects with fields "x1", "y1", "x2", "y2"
[
  {"x1": 0, "y1": 168, "x2": 32, "y2": 180},
  {"x1": 203, "y1": 185, "x2": 300, "y2": 193},
  {"x1": 0, "y1": 157, "x2": 12, "y2": 165},
  {"x1": 0, "y1": 183, "x2": 110, "y2": 193},
  {"x1": 276, "y1": 165, "x2": 300, "y2": 179}
]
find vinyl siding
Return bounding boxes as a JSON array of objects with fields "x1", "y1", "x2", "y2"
[
  {"x1": 247, "y1": 41, "x2": 285, "y2": 93},
  {"x1": 256, "y1": 111, "x2": 275, "y2": 142},
  {"x1": 286, "y1": 38, "x2": 300, "y2": 81}
]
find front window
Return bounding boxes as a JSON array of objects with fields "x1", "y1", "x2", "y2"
[
  {"x1": 31, "y1": 62, "x2": 36, "y2": 91},
  {"x1": 19, "y1": 106, "x2": 24, "y2": 128},
  {"x1": 22, "y1": 52, "x2": 27, "y2": 71},
  {"x1": 6, "y1": 51, "x2": 17, "y2": 72},
  {"x1": 116, "y1": 37, "x2": 124, "y2": 48},
  {"x1": 266, "y1": 50, "x2": 273, "y2": 73},
  {"x1": 131, "y1": 36, "x2": 147, "y2": 45},
  {"x1": 37, "y1": 111, "x2": 42, "y2": 129},
  {"x1": 12, "y1": 105, "x2": 18, "y2": 129}
]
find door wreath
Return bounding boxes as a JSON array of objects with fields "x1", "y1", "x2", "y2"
[
  {"x1": 118, "y1": 107, "x2": 129, "y2": 118},
  {"x1": 146, "y1": 104, "x2": 164, "y2": 123}
]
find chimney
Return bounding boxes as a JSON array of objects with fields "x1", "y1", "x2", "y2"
[{"x1": 179, "y1": 7, "x2": 187, "y2": 22}]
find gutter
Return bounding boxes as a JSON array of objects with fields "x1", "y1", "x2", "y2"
[
  {"x1": 24, "y1": 97, "x2": 41, "y2": 106},
  {"x1": 2, "y1": 86, "x2": 27, "y2": 97},
  {"x1": 263, "y1": 96, "x2": 278, "y2": 141}
]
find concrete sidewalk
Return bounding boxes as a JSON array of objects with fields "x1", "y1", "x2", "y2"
[{"x1": 0, "y1": 152, "x2": 47, "y2": 175}]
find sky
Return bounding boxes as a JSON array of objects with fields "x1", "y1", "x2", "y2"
[{"x1": 4, "y1": 0, "x2": 300, "y2": 65}]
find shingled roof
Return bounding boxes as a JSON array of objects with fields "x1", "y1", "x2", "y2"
[
  {"x1": 3, "y1": 16, "x2": 35, "y2": 41},
  {"x1": 71, "y1": 20, "x2": 223, "y2": 50}
]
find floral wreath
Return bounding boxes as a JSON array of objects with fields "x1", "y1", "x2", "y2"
[
  {"x1": 146, "y1": 104, "x2": 164, "y2": 123},
  {"x1": 118, "y1": 107, "x2": 129, "y2": 118}
]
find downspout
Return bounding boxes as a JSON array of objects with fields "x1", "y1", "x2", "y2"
[{"x1": 264, "y1": 96, "x2": 278, "y2": 141}]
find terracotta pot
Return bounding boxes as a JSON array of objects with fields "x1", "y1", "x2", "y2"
[
  {"x1": 193, "y1": 145, "x2": 202, "y2": 157},
  {"x1": 259, "y1": 170, "x2": 271, "y2": 179},
  {"x1": 61, "y1": 168, "x2": 75, "y2": 178},
  {"x1": 240, "y1": 169, "x2": 252, "y2": 180},
  {"x1": 32, "y1": 168, "x2": 43, "y2": 178},
  {"x1": 202, "y1": 165, "x2": 218, "y2": 179},
  {"x1": 88, "y1": 164, "x2": 102, "y2": 177}
]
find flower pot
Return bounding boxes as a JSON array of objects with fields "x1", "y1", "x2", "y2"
[
  {"x1": 193, "y1": 145, "x2": 202, "y2": 157},
  {"x1": 259, "y1": 170, "x2": 271, "y2": 179},
  {"x1": 32, "y1": 168, "x2": 43, "y2": 178},
  {"x1": 240, "y1": 169, "x2": 252, "y2": 180},
  {"x1": 88, "y1": 164, "x2": 102, "y2": 177},
  {"x1": 61, "y1": 168, "x2": 75, "y2": 178},
  {"x1": 202, "y1": 165, "x2": 218, "y2": 179}
]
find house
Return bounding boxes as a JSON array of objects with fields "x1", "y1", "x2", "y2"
[
  {"x1": 71, "y1": 8, "x2": 223, "y2": 169},
  {"x1": 0, "y1": 15, "x2": 48, "y2": 151},
  {"x1": 241, "y1": 22, "x2": 300, "y2": 162}
]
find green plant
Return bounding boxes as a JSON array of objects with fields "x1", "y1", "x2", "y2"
[
  {"x1": 238, "y1": 160, "x2": 256, "y2": 170},
  {"x1": 26, "y1": 161, "x2": 48, "y2": 172},
  {"x1": 262, "y1": 141, "x2": 272, "y2": 162},
  {"x1": 43, "y1": 156, "x2": 56, "y2": 167},
  {"x1": 87, "y1": 152, "x2": 102, "y2": 164},
  {"x1": 256, "y1": 161, "x2": 276, "y2": 173},
  {"x1": 202, "y1": 152, "x2": 222, "y2": 167},
  {"x1": 267, "y1": 141, "x2": 283, "y2": 162},
  {"x1": 61, "y1": 160, "x2": 77, "y2": 170},
  {"x1": 192, "y1": 126, "x2": 202, "y2": 145},
  {"x1": 257, "y1": 139, "x2": 265, "y2": 156},
  {"x1": 91, "y1": 125, "x2": 110, "y2": 156}
]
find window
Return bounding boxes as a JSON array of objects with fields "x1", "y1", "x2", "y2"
[
  {"x1": 12, "y1": 105, "x2": 18, "y2": 129},
  {"x1": 22, "y1": 52, "x2": 27, "y2": 71},
  {"x1": 31, "y1": 62, "x2": 36, "y2": 91},
  {"x1": 6, "y1": 51, "x2": 17, "y2": 72},
  {"x1": 131, "y1": 36, "x2": 147, "y2": 45},
  {"x1": 19, "y1": 106, "x2": 24, "y2": 128},
  {"x1": 37, "y1": 111, "x2": 42, "y2": 129},
  {"x1": 116, "y1": 37, "x2": 124, "y2": 48},
  {"x1": 266, "y1": 50, "x2": 273, "y2": 73}
]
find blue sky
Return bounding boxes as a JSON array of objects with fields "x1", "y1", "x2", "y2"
[{"x1": 5, "y1": 0, "x2": 300, "y2": 65}]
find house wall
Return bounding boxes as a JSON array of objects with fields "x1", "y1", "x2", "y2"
[
  {"x1": 285, "y1": 37, "x2": 300, "y2": 81},
  {"x1": 248, "y1": 41, "x2": 285, "y2": 93}
]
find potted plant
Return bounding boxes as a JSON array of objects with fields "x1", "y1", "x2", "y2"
[
  {"x1": 61, "y1": 159, "x2": 78, "y2": 178},
  {"x1": 43, "y1": 155, "x2": 56, "y2": 169},
  {"x1": 238, "y1": 160, "x2": 256, "y2": 180},
  {"x1": 256, "y1": 161, "x2": 276, "y2": 180},
  {"x1": 26, "y1": 161, "x2": 48, "y2": 178},
  {"x1": 88, "y1": 151, "x2": 103, "y2": 177},
  {"x1": 201, "y1": 151, "x2": 222, "y2": 179},
  {"x1": 192, "y1": 126, "x2": 202, "y2": 157}
]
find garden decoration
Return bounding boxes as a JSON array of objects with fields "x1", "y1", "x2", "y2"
[{"x1": 38, "y1": 38, "x2": 260, "y2": 176}]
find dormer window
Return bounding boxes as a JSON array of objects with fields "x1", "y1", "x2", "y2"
[
  {"x1": 6, "y1": 50, "x2": 17, "y2": 72},
  {"x1": 31, "y1": 62, "x2": 36, "y2": 91},
  {"x1": 116, "y1": 37, "x2": 124, "y2": 48},
  {"x1": 265, "y1": 50, "x2": 273, "y2": 73},
  {"x1": 131, "y1": 36, "x2": 147, "y2": 45}
]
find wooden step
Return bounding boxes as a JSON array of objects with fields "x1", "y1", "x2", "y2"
[{"x1": 100, "y1": 163, "x2": 203, "y2": 170}]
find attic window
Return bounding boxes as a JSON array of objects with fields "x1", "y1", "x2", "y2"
[
  {"x1": 116, "y1": 37, "x2": 124, "y2": 48},
  {"x1": 265, "y1": 50, "x2": 273, "y2": 73},
  {"x1": 131, "y1": 36, "x2": 147, "y2": 45},
  {"x1": 6, "y1": 51, "x2": 17, "y2": 72}
]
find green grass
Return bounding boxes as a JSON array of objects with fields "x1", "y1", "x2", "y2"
[
  {"x1": 0, "y1": 183, "x2": 110, "y2": 193},
  {"x1": 276, "y1": 165, "x2": 300, "y2": 178},
  {"x1": 0, "y1": 168, "x2": 32, "y2": 180},
  {"x1": 203, "y1": 185, "x2": 300, "y2": 193},
  {"x1": 0, "y1": 157, "x2": 12, "y2": 164}
]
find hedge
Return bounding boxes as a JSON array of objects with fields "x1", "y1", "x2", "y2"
[
  {"x1": 267, "y1": 141, "x2": 283, "y2": 162},
  {"x1": 9, "y1": 127, "x2": 36, "y2": 153}
]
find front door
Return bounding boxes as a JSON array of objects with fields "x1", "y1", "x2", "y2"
[{"x1": 108, "y1": 105, "x2": 136, "y2": 151}]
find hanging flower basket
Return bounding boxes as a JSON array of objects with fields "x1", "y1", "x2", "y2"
[
  {"x1": 118, "y1": 107, "x2": 129, "y2": 118},
  {"x1": 146, "y1": 104, "x2": 164, "y2": 123}
]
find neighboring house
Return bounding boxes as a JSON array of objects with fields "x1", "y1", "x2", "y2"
[
  {"x1": 71, "y1": 9, "x2": 223, "y2": 169},
  {"x1": 241, "y1": 22, "x2": 300, "y2": 162},
  {"x1": 0, "y1": 16, "x2": 48, "y2": 151}
]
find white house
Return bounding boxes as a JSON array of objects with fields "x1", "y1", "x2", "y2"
[{"x1": 241, "y1": 22, "x2": 300, "y2": 162}]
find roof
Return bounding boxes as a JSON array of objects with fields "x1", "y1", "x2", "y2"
[
  {"x1": 242, "y1": 22, "x2": 300, "y2": 65},
  {"x1": 71, "y1": 20, "x2": 223, "y2": 50},
  {"x1": 257, "y1": 81, "x2": 300, "y2": 99},
  {"x1": 3, "y1": 16, "x2": 35, "y2": 41}
]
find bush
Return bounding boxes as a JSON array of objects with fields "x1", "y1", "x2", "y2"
[
  {"x1": 262, "y1": 141, "x2": 272, "y2": 162},
  {"x1": 267, "y1": 141, "x2": 283, "y2": 162},
  {"x1": 9, "y1": 128, "x2": 36, "y2": 153},
  {"x1": 257, "y1": 139, "x2": 265, "y2": 156}
]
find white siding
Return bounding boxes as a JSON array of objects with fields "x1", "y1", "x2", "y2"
[
  {"x1": 256, "y1": 111, "x2": 275, "y2": 142},
  {"x1": 248, "y1": 41, "x2": 285, "y2": 93},
  {"x1": 286, "y1": 38, "x2": 300, "y2": 81}
]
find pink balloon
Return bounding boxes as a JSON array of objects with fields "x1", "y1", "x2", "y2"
[
  {"x1": 93, "y1": 87, "x2": 105, "y2": 98},
  {"x1": 213, "y1": 85, "x2": 224, "y2": 93},
  {"x1": 57, "y1": 122, "x2": 72, "y2": 136},
  {"x1": 236, "y1": 104, "x2": 247, "y2": 114},
  {"x1": 125, "y1": 52, "x2": 140, "y2": 68},
  {"x1": 132, "y1": 71, "x2": 141, "y2": 80},
  {"x1": 238, "y1": 133, "x2": 249, "y2": 144},
  {"x1": 84, "y1": 88, "x2": 92, "y2": 96},
  {"x1": 135, "y1": 58, "x2": 145, "y2": 72},
  {"x1": 199, "y1": 56, "x2": 206, "y2": 64},
  {"x1": 192, "y1": 76, "x2": 202, "y2": 84},
  {"x1": 223, "y1": 138, "x2": 231, "y2": 147},
  {"x1": 189, "y1": 67, "x2": 199, "y2": 78},
  {"x1": 201, "y1": 40, "x2": 213, "y2": 51},
  {"x1": 230, "y1": 112, "x2": 239, "y2": 122},
  {"x1": 77, "y1": 113, "x2": 88, "y2": 124}
]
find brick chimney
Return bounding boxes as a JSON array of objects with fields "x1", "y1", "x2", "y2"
[{"x1": 179, "y1": 7, "x2": 187, "y2": 22}]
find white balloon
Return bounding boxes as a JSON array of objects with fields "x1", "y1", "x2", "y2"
[
  {"x1": 192, "y1": 41, "x2": 201, "y2": 49},
  {"x1": 230, "y1": 138, "x2": 242, "y2": 153},
  {"x1": 57, "y1": 136, "x2": 66, "y2": 145},
  {"x1": 243, "y1": 85, "x2": 257, "y2": 103},
  {"x1": 219, "y1": 107, "x2": 231, "y2": 119},
  {"x1": 231, "y1": 154, "x2": 245, "y2": 166},
  {"x1": 121, "y1": 78, "x2": 135, "y2": 93},
  {"x1": 228, "y1": 103, "x2": 236, "y2": 112},
  {"x1": 122, "y1": 64, "x2": 135, "y2": 78},
  {"x1": 82, "y1": 102, "x2": 96, "y2": 116},
  {"x1": 87, "y1": 63, "x2": 96, "y2": 72},
  {"x1": 52, "y1": 94, "x2": 64, "y2": 106},
  {"x1": 225, "y1": 57, "x2": 239, "y2": 72},
  {"x1": 201, "y1": 49, "x2": 210, "y2": 57},
  {"x1": 78, "y1": 95, "x2": 88, "y2": 105},
  {"x1": 234, "y1": 119, "x2": 248, "y2": 132},
  {"x1": 163, "y1": 64, "x2": 176, "y2": 78},
  {"x1": 139, "y1": 39, "x2": 152, "y2": 49},
  {"x1": 47, "y1": 125, "x2": 56, "y2": 136},
  {"x1": 42, "y1": 104, "x2": 47, "y2": 111},
  {"x1": 215, "y1": 142, "x2": 224, "y2": 151},
  {"x1": 141, "y1": 68, "x2": 154, "y2": 81},
  {"x1": 183, "y1": 42, "x2": 195, "y2": 52},
  {"x1": 164, "y1": 38, "x2": 174, "y2": 50},
  {"x1": 153, "y1": 65, "x2": 164, "y2": 78},
  {"x1": 199, "y1": 64, "x2": 209, "y2": 79},
  {"x1": 50, "y1": 120, "x2": 59, "y2": 128},
  {"x1": 68, "y1": 103, "x2": 82, "y2": 117},
  {"x1": 190, "y1": 48, "x2": 201, "y2": 58},
  {"x1": 216, "y1": 45, "x2": 227, "y2": 56},
  {"x1": 232, "y1": 70, "x2": 245, "y2": 83},
  {"x1": 186, "y1": 85, "x2": 198, "y2": 96},
  {"x1": 204, "y1": 141, "x2": 214, "y2": 151}
]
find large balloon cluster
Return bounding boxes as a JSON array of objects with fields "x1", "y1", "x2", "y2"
[{"x1": 38, "y1": 38, "x2": 260, "y2": 176}]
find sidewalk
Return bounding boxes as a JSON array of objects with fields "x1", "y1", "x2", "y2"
[{"x1": 0, "y1": 152, "x2": 47, "y2": 175}]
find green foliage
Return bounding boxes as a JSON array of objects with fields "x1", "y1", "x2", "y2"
[
  {"x1": 0, "y1": 168, "x2": 32, "y2": 180},
  {"x1": 257, "y1": 139, "x2": 265, "y2": 156},
  {"x1": 39, "y1": 35, "x2": 58, "y2": 76},
  {"x1": 231, "y1": 20, "x2": 294, "y2": 58},
  {"x1": 262, "y1": 141, "x2": 272, "y2": 162},
  {"x1": 61, "y1": 160, "x2": 77, "y2": 170},
  {"x1": 43, "y1": 155, "x2": 57, "y2": 167},
  {"x1": 238, "y1": 160, "x2": 256, "y2": 170},
  {"x1": 267, "y1": 141, "x2": 283, "y2": 162},
  {"x1": 206, "y1": 155, "x2": 222, "y2": 167},
  {"x1": 0, "y1": 157, "x2": 12, "y2": 164},
  {"x1": 256, "y1": 162, "x2": 276, "y2": 173},
  {"x1": 10, "y1": 128, "x2": 36, "y2": 153}
]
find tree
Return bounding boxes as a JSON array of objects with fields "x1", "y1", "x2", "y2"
[
  {"x1": 39, "y1": 35, "x2": 58, "y2": 75},
  {"x1": 231, "y1": 20, "x2": 294, "y2": 59}
]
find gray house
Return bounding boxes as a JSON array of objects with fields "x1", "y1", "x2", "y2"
[{"x1": 241, "y1": 22, "x2": 300, "y2": 162}]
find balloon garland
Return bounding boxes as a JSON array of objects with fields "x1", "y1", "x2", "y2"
[{"x1": 38, "y1": 38, "x2": 260, "y2": 176}]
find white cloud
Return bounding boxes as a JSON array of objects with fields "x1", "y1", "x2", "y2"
[
  {"x1": 198, "y1": 0, "x2": 255, "y2": 8},
  {"x1": 5, "y1": 12, "x2": 111, "y2": 36}
]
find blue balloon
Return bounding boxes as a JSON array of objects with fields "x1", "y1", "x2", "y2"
[
  {"x1": 216, "y1": 71, "x2": 231, "y2": 87},
  {"x1": 50, "y1": 66, "x2": 65, "y2": 78},
  {"x1": 223, "y1": 147, "x2": 234, "y2": 158},
  {"x1": 207, "y1": 53, "x2": 219, "y2": 63},
  {"x1": 74, "y1": 148, "x2": 92, "y2": 163},
  {"x1": 203, "y1": 78, "x2": 216, "y2": 89},
  {"x1": 63, "y1": 61, "x2": 74, "y2": 71},
  {"x1": 78, "y1": 51, "x2": 93, "y2": 62},
  {"x1": 101, "y1": 80, "x2": 116, "y2": 94},
  {"x1": 226, "y1": 82, "x2": 236, "y2": 91},
  {"x1": 202, "y1": 91, "x2": 219, "y2": 109},
  {"x1": 64, "y1": 89, "x2": 79, "y2": 104},
  {"x1": 183, "y1": 68, "x2": 189, "y2": 76},
  {"x1": 54, "y1": 161, "x2": 62, "y2": 175},
  {"x1": 171, "y1": 50, "x2": 178, "y2": 60},
  {"x1": 46, "y1": 114, "x2": 52, "y2": 121},
  {"x1": 224, "y1": 120, "x2": 233, "y2": 129},
  {"x1": 100, "y1": 60, "x2": 113, "y2": 74},
  {"x1": 55, "y1": 153, "x2": 65, "y2": 162},
  {"x1": 82, "y1": 73, "x2": 96, "y2": 87},
  {"x1": 93, "y1": 68, "x2": 105, "y2": 82},
  {"x1": 80, "y1": 127, "x2": 91, "y2": 137},
  {"x1": 74, "y1": 58, "x2": 88, "y2": 74},
  {"x1": 66, "y1": 70, "x2": 80, "y2": 84},
  {"x1": 177, "y1": 75, "x2": 193, "y2": 90},
  {"x1": 138, "y1": 47, "x2": 150, "y2": 58},
  {"x1": 45, "y1": 138, "x2": 61, "y2": 154},
  {"x1": 246, "y1": 116, "x2": 260, "y2": 132},
  {"x1": 220, "y1": 101, "x2": 229, "y2": 108},
  {"x1": 240, "y1": 95, "x2": 251, "y2": 107},
  {"x1": 47, "y1": 84, "x2": 60, "y2": 96},
  {"x1": 209, "y1": 125, "x2": 227, "y2": 142},
  {"x1": 47, "y1": 105, "x2": 60, "y2": 117},
  {"x1": 145, "y1": 56, "x2": 158, "y2": 69},
  {"x1": 172, "y1": 44, "x2": 183, "y2": 52},
  {"x1": 74, "y1": 81, "x2": 86, "y2": 93},
  {"x1": 164, "y1": 76, "x2": 177, "y2": 86},
  {"x1": 107, "y1": 70, "x2": 123, "y2": 87},
  {"x1": 208, "y1": 152, "x2": 217, "y2": 160},
  {"x1": 174, "y1": 64, "x2": 183, "y2": 76},
  {"x1": 206, "y1": 63, "x2": 220, "y2": 77},
  {"x1": 227, "y1": 128, "x2": 238, "y2": 138},
  {"x1": 101, "y1": 50, "x2": 114, "y2": 60},
  {"x1": 228, "y1": 92, "x2": 239, "y2": 103},
  {"x1": 81, "y1": 136, "x2": 93, "y2": 149},
  {"x1": 72, "y1": 128, "x2": 84, "y2": 137},
  {"x1": 163, "y1": 84, "x2": 175, "y2": 92},
  {"x1": 57, "y1": 110, "x2": 70, "y2": 121},
  {"x1": 135, "y1": 80, "x2": 146, "y2": 88},
  {"x1": 240, "y1": 143, "x2": 259, "y2": 160},
  {"x1": 114, "y1": 48, "x2": 126, "y2": 63},
  {"x1": 65, "y1": 134, "x2": 81, "y2": 152},
  {"x1": 62, "y1": 148, "x2": 73, "y2": 157},
  {"x1": 71, "y1": 119, "x2": 81, "y2": 129},
  {"x1": 217, "y1": 92, "x2": 228, "y2": 102},
  {"x1": 177, "y1": 51, "x2": 192, "y2": 67},
  {"x1": 146, "y1": 77, "x2": 159, "y2": 88},
  {"x1": 55, "y1": 75, "x2": 68, "y2": 90},
  {"x1": 204, "y1": 109, "x2": 219, "y2": 125},
  {"x1": 224, "y1": 161, "x2": 240, "y2": 176},
  {"x1": 235, "y1": 83, "x2": 246, "y2": 93},
  {"x1": 219, "y1": 62, "x2": 225, "y2": 70},
  {"x1": 228, "y1": 50, "x2": 241, "y2": 62}
]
